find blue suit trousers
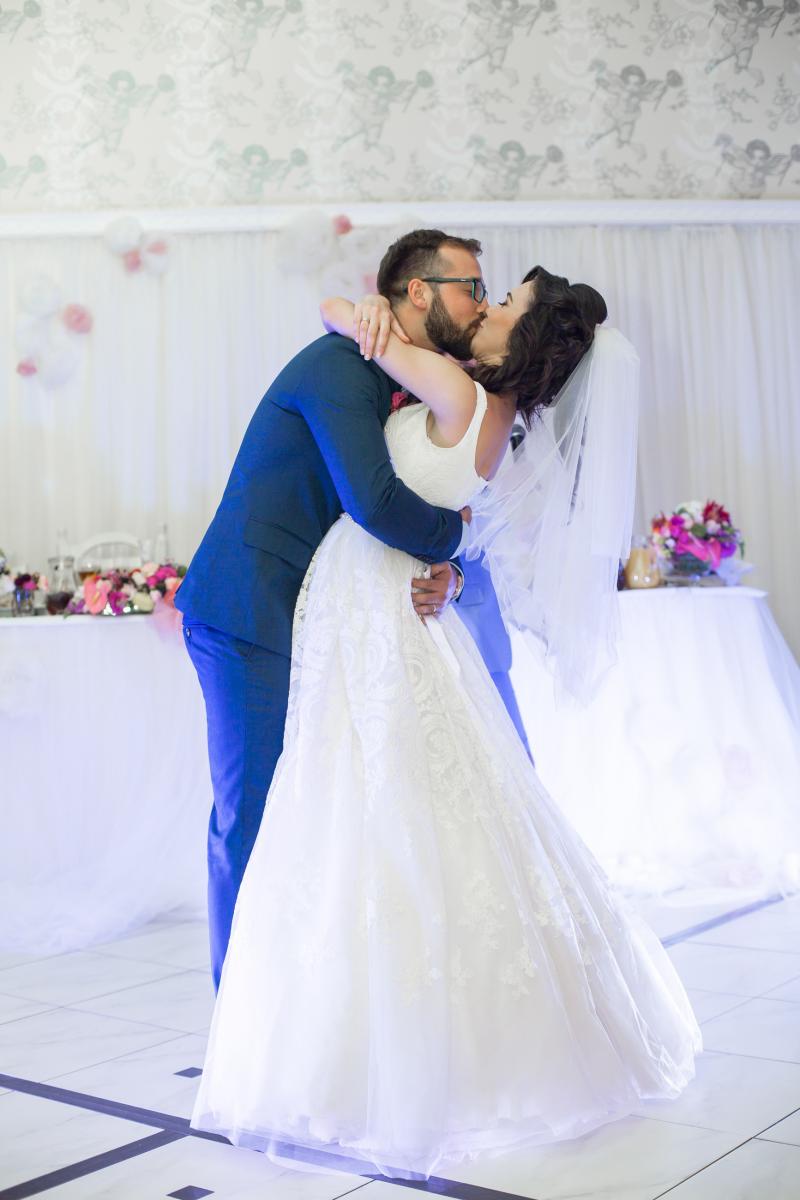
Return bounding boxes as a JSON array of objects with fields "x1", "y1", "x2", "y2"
[{"x1": 183, "y1": 622, "x2": 291, "y2": 990}]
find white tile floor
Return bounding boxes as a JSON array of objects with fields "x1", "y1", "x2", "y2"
[{"x1": 1, "y1": 894, "x2": 799, "y2": 1200}]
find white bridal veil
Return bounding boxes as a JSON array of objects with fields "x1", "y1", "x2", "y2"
[{"x1": 467, "y1": 326, "x2": 640, "y2": 703}]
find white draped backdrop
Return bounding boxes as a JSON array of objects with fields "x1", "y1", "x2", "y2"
[{"x1": 2, "y1": 202, "x2": 799, "y2": 655}]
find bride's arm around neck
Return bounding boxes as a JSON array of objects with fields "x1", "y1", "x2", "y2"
[
  {"x1": 320, "y1": 295, "x2": 479, "y2": 445},
  {"x1": 320, "y1": 295, "x2": 514, "y2": 480}
]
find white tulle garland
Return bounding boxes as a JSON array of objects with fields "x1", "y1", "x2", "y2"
[
  {"x1": 274, "y1": 209, "x2": 427, "y2": 297},
  {"x1": 103, "y1": 216, "x2": 171, "y2": 276},
  {"x1": 13, "y1": 217, "x2": 172, "y2": 388},
  {"x1": 15, "y1": 274, "x2": 93, "y2": 388}
]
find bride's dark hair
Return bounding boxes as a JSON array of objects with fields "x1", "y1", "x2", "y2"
[{"x1": 472, "y1": 266, "x2": 607, "y2": 428}]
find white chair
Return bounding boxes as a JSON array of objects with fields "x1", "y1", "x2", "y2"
[{"x1": 73, "y1": 532, "x2": 143, "y2": 572}]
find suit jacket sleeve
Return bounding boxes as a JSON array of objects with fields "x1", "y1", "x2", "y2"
[{"x1": 293, "y1": 337, "x2": 463, "y2": 564}]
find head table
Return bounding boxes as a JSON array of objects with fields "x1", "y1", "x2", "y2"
[
  {"x1": 510, "y1": 586, "x2": 800, "y2": 901},
  {"x1": 0, "y1": 611, "x2": 211, "y2": 956}
]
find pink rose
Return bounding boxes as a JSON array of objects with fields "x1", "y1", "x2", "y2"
[
  {"x1": 16, "y1": 358, "x2": 37, "y2": 376},
  {"x1": 62, "y1": 303, "x2": 93, "y2": 334},
  {"x1": 142, "y1": 562, "x2": 157, "y2": 575}
]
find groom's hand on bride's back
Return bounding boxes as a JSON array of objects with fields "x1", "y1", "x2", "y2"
[{"x1": 411, "y1": 561, "x2": 462, "y2": 621}]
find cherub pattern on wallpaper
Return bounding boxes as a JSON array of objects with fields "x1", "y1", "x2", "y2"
[{"x1": 0, "y1": 0, "x2": 798, "y2": 210}]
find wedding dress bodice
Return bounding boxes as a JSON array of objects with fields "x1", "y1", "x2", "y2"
[{"x1": 384, "y1": 382, "x2": 488, "y2": 511}]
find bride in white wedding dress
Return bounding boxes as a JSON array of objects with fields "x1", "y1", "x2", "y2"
[{"x1": 192, "y1": 270, "x2": 701, "y2": 1180}]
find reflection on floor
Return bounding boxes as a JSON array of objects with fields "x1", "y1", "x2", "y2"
[{"x1": 1, "y1": 891, "x2": 799, "y2": 1200}]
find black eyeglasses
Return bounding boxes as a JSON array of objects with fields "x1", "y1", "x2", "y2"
[{"x1": 417, "y1": 276, "x2": 488, "y2": 303}]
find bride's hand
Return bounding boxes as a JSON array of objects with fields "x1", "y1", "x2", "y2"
[{"x1": 353, "y1": 293, "x2": 411, "y2": 361}]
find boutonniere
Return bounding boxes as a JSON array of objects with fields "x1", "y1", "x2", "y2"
[{"x1": 390, "y1": 389, "x2": 410, "y2": 412}]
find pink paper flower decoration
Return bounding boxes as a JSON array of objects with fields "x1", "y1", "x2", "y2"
[
  {"x1": 16, "y1": 358, "x2": 38, "y2": 376},
  {"x1": 123, "y1": 249, "x2": 143, "y2": 273},
  {"x1": 83, "y1": 577, "x2": 111, "y2": 614},
  {"x1": 362, "y1": 272, "x2": 378, "y2": 293},
  {"x1": 332, "y1": 214, "x2": 353, "y2": 236},
  {"x1": 62, "y1": 303, "x2": 93, "y2": 334}
]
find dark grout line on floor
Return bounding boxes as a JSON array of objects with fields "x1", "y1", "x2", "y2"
[
  {"x1": 0, "y1": 1130, "x2": 185, "y2": 1200},
  {"x1": 660, "y1": 894, "x2": 786, "y2": 947},
  {"x1": 0, "y1": 1073, "x2": 538, "y2": 1200}
]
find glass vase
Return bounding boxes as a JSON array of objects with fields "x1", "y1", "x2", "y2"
[{"x1": 666, "y1": 553, "x2": 712, "y2": 586}]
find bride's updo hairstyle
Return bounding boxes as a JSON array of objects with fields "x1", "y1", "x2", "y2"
[{"x1": 474, "y1": 265, "x2": 607, "y2": 428}]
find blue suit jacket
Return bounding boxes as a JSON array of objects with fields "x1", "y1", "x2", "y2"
[{"x1": 176, "y1": 334, "x2": 462, "y2": 656}]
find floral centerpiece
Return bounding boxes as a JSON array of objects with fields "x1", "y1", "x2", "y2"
[
  {"x1": 67, "y1": 562, "x2": 186, "y2": 616},
  {"x1": 12, "y1": 570, "x2": 48, "y2": 614},
  {"x1": 650, "y1": 500, "x2": 744, "y2": 579}
]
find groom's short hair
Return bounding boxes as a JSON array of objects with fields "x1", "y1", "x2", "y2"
[{"x1": 377, "y1": 229, "x2": 482, "y2": 302}]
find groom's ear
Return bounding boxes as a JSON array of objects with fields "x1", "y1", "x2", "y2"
[{"x1": 405, "y1": 278, "x2": 429, "y2": 310}]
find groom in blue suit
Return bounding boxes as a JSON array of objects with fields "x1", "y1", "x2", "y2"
[{"x1": 178, "y1": 230, "x2": 489, "y2": 988}]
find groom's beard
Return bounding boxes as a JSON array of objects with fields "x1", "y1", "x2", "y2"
[{"x1": 424, "y1": 292, "x2": 482, "y2": 361}]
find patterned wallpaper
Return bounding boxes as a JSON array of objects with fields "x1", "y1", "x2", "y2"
[{"x1": 1, "y1": 0, "x2": 798, "y2": 211}]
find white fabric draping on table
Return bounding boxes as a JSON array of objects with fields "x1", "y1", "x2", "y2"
[
  {"x1": 510, "y1": 587, "x2": 800, "y2": 900},
  {"x1": 0, "y1": 613, "x2": 211, "y2": 955}
]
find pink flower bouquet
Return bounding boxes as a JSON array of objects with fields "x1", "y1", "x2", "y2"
[
  {"x1": 650, "y1": 500, "x2": 744, "y2": 574},
  {"x1": 67, "y1": 562, "x2": 186, "y2": 616}
]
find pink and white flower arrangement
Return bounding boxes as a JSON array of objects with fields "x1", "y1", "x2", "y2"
[
  {"x1": 67, "y1": 562, "x2": 186, "y2": 616},
  {"x1": 650, "y1": 500, "x2": 744, "y2": 572}
]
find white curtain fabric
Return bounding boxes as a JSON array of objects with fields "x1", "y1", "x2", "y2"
[{"x1": 1, "y1": 219, "x2": 799, "y2": 654}]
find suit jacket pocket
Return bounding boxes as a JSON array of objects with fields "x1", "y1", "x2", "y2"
[{"x1": 243, "y1": 517, "x2": 315, "y2": 571}]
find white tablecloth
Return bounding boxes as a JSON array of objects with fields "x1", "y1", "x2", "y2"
[
  {"x1": 1, "y1": 612, "x2": 211, "y2": 954},
  {"x1": 511, "y1": 587, "x2": 800, "y2": 899}
]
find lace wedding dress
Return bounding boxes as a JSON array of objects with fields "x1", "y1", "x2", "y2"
[{"x1": 192, "y1": 384, "x2": 701, "y2": 1179}]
